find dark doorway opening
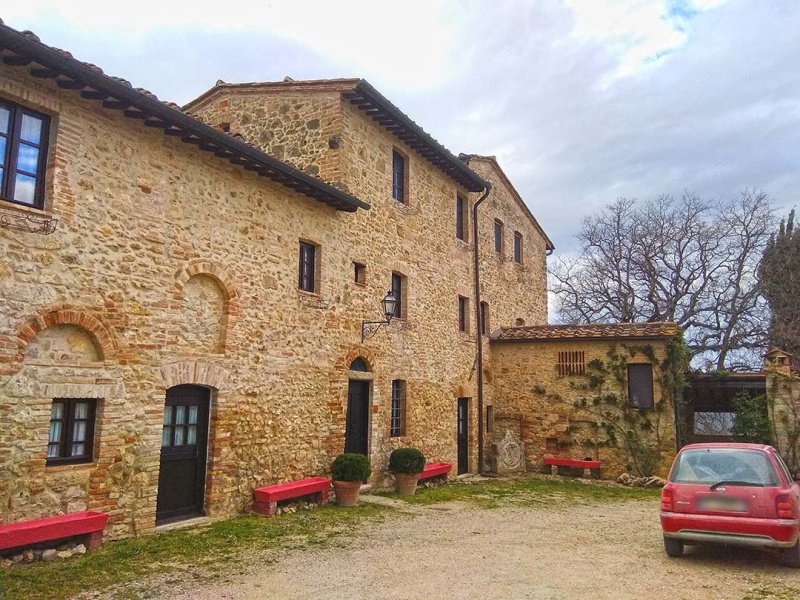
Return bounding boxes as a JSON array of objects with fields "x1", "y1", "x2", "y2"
[
  {"x1": 457, "y1": 397, "x2": 470, "y2": 474},
  {"x1": 156, "y1": 385, "x2": 210, "y2": 525},
  {"x1": 345, "y1": 380, "x2": 370, "y2": 455}
]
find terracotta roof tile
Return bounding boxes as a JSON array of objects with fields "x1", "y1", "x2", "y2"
[{"x1": 492, "y1": 322, "x2": 679, "y2": 343}]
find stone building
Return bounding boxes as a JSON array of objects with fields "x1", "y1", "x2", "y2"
[
  {"x1": 0, "y1": 24, "x2": 555, "y2": 537},
  {"x1": 489, "y1": 323, "x2": 681, "y2": 477},
  {"x1": 0, "y1": 22, "x2": 681, "y2": 542}
]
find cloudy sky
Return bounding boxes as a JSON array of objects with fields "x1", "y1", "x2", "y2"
[{"x1": 3, "y1": 1, "x2": 797, "y2": 251}]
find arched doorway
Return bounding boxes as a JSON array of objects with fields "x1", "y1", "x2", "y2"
[
  {"x1": 345, "y1": 358, "x2": 371, "y2": 455},
  {"x1": 156, "y1": 385, "x2": 210, "y2": 524}
]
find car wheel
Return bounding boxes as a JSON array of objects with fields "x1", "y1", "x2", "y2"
[
  {"x1": 782, "y1": 541, "x2": 800, "y2": 568},
  {"x1": 663, "y1": 536, "x2": 684, "y2": 558}
]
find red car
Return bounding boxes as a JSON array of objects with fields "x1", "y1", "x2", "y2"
[{"x1": 660, "y1": 442, "x2": 800, "y2": 566}]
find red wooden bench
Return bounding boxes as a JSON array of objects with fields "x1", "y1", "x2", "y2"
[
  {"x1": 0, "y1": 511, "x2": 109, "y2": 552},
  {"x1": 253, "y1": 476, "x2": 331, "y2": 517},
  {"x1": 543, "y1": 456, "x2": 601, "y2": 478},
  {"x1": 418, "y1": 463, "x2": 452, "y2": 482}
]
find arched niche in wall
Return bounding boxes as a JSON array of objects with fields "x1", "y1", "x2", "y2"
[
  {"x1": 25, "y1": 324, "x2": 102, "y2": 363},
  {"x1": 179, "y1": 274, "x2": 227, "y2": 354}
]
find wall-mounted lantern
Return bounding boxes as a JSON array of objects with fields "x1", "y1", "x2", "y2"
[{"x1": 361, "y1": 290, "x2": 397, "y2": 342}]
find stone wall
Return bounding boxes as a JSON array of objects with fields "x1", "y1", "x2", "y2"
[
  {"x1": 765, "y1": 354, "x2": 800, "y2": 471},
  {"x1": 0, "y1": 68, "x2": 550, "y2": 537},
  {"x1": 489, "y1": 338, "x2": 677, "y2": 478}
]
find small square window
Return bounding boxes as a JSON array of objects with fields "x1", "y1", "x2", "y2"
[
  {"x1": 557, "y1": 351, "x2": 585, "y2": 376},
  {"x1": 47, "y1": 398, "x2": 97, "y2": 465},
  {"x1": 354, "y1": 262, "x2": 366, "y2": 285}
]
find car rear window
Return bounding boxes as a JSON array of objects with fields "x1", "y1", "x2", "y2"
[{"x1": 669, "y1": 448, "x2": 780, "y2": 487}]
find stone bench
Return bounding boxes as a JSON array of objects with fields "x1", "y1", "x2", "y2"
[
  {"x1": 253, "y1": 476, "x2": 331, "y2": 517},
  {"x1": 543, "y1": 456, "x2": 601, "y2": 478},
  {"x1": 419, "y1": 462, "x2": 452, "y2": 482},
  {"x1": 0, "y1": 511, "x2": 109, "y2": 552}
]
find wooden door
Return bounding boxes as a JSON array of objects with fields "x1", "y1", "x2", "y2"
[
  {"x1": 457, "y1": 397, "x2": 470, "y2": 474},
  {"x1": 156, "y1": 385, "x2": 209, "y2": 524},
  {"x1": 345, "y1": 380, "x2": 370, "y2": 455}
]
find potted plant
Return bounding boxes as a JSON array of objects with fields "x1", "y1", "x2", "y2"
[
  {"x1": 389, "y1": 447, "x2": 426, "y2": 496},
  {"x1": 331, "y1": 453, "x2": 371, "y2": 507}
]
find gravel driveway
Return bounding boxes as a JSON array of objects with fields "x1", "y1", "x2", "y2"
[{"x1": 157, "y1": 496, "x2": 800, "y2": 600}]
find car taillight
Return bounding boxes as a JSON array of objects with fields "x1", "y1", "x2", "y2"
[
  {"x1": 661, "y1": 488, "x2": 673, "y2": 512},
  {"x1": 776, "y1": 494, "x2": 794, "y2": 519}
]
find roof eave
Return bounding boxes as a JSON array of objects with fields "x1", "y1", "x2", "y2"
[{"x1": 0, "y1": 25, "x2": 369, "y2": 212}]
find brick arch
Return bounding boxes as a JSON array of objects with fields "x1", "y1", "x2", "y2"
[
  {"x1": 16, "y1": 305, "x2": 117, "y2": 361},
  {"x1": 174, "y1": 260, "x2": 240, "y2": 315},
  {"x1": 160, "y1": 360, "x2": 230, "y2": 391},
  {"x1": 336, "y1": 346, "x2": 378, "y2": 373}
]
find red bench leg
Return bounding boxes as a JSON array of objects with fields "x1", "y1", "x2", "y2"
[
  {"x1": 316, "y1": 489, "x2": 329, "y2": 507},
  {"x1": 550, "y1": 464, "x2": 559, "y2": 476},
  {"x1": 253, "y1": 500, "x2": 279, "y2": 517},
  {"x1": 86, "y1": 531, "x2": 103, "y2": 551}
]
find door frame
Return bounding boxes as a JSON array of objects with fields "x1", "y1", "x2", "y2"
[
  {"x1": 156, "y1": 384, "x2": 211, "y2": 525},
  {"x1": 345, "y1": 378, "x2": 372, "y2": 455},
  {"x1": 457, "y1": 397, "x2": 470, "y2": 474}
]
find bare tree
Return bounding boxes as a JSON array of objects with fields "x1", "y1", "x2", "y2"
[{"x1": 550, "y1": 190, "x2": 773, "y2": 370}]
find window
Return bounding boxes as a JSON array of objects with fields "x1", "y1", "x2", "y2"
[
  {"x1": 480, "y1": 301, "x2": 489, "y2": 336},
  {"x1": 354, "y1": 262, "x2": 366, "y2": 285},
  {"x1": 494, "y1": 219, "x2": 504, "y2": 253},
  {"x1": 557, "y1": 351, "x2": 585, "y2": 376},
  {"x1": 0, "y1": 99, "x2": 50, "y2": 208},
  {"x1": 627, "y1": 364, "x2": 654, "y2": 409},
  {"x1": 390, "y1": 379, "x2": 406, "y2": 437},
  {"x1": 515, "y1": 317, "x2": 526, "y2": 327},
  {"x1": 514, "y1": 231, "x2": 523, "y2": 263},
  {"x1": 485, "y1": 405, "x2": 493, "y2": 434},
  {"x1": 392, "y1": 149, "x2": 406, "y2": 203},
  {"x1": 298, "y1": 241, "x2": 317, "y2": 292},
  {"x1": 456, "y1": 194, "x2": 468, "y2": 241},
  {"x1": 47, "y1": 399, "x2": 96, "y2": 465},
  {"x1": 458, "y1": 296, "x2": 469, "y2": 333},
  {"x1": 391, "y1": 272, "x2": 406, "y2": 318}
]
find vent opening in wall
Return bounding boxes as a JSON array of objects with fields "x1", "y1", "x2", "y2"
[{"x1": 557, "y1": 351, "x2": 585, "y2": 376}]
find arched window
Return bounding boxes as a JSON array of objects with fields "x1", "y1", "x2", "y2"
[{"x1": 349, "y1": 357, "x2": 370, "y2": 372}]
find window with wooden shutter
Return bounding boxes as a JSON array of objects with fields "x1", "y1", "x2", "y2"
[
  {"x1": 298, "y1": 241, "x2": 317, "y2": 292},
  {"x1": 0, "y1": 99, "x2": 50, "y2": 209},
  {"x1": 557, "y1": 351, "x2": 585, "y2": 376},
  {"x1": 392, "y1": 150, "x2": 406, "y2": 202}
]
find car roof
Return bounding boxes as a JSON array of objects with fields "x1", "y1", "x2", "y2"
[{"x1": 679, "y1": 442, "x2": 774, "y2": 452}]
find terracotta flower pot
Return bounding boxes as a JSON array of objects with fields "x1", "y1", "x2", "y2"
[
  {"x1": 332, "y1": 480, "x2": 361, "y2": 506},
  {"x1": 394, "y1": 472, "x2": 421, "y2": 496}
]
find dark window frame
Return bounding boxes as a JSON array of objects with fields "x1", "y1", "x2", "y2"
[
  {"x1": 458, "y1": 295, "x2": 469, "y2": 333},
  {"x1": 0, "y1": 98, "x2": 50, "y2": 209},
  {"x1": 47, "y1": 398, "x2": 97, "y2": 466},
  {"x1": 480, "y1": 301, "x2": 489, "y2": 336},
  {"x1": 627, "y1": 364, "x2": 654, "y2": 409},
  {"x1": 513, "y1": 231, "x2": 523, "y2": 263},
  {"x1": 456, "y1": 194, "x2": 467, "y2": 241},
  {"x1": 353, "y1": 262, "x2": 366, "y2": 285},
  {"x1": 392, "y1": 149, "x2": 406, "y2": 203},
  {"x1": 391, "y1": 272, "x2": 405, "y2": 318},
  {"x1": 298, "y1": 241, "x2": 318, "y2": 293},
  {"x1": 494, "y1": 219, "x2": 504, "y2": 254},
  {"x1": 390, "y1": 379, "x2": 407, "y2": 437}
]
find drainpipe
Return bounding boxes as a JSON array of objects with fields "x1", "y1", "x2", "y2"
[{"x1": 472, "y1": 181, "x2": 492, "y2": 475}]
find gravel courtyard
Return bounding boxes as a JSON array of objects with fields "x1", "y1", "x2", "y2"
[{"x1": 163, "y1": 493, "x2": 799, "y2": 600}]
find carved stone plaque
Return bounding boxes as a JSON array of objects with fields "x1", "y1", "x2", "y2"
[{"x1": 490, "y1": 429, "x2": 526, "y2": 474}]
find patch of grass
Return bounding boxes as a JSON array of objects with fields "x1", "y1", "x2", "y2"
[
  {"x1": 381, "y1": 474, "x2": 660, "y2": 508},
  {"x1": 743, "y1": 584, "x2": 800, "y2": 600},
  {"x1": 0, "y1": 503, "x2": 389, "y2": 600}
]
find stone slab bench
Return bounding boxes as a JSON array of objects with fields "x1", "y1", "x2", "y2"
[
  {"x1": 253, "y1": 476, "x2": 331, "y2": 517},
  {"x1": 419, "y1": 463, "x2": 452, "y2": 482},
  {"x1": 543, "y1": 456, "x2": 601, "y2": 478},
  {"x1": 0, "y1": 511, "x2": 109, "y2": 552}
]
